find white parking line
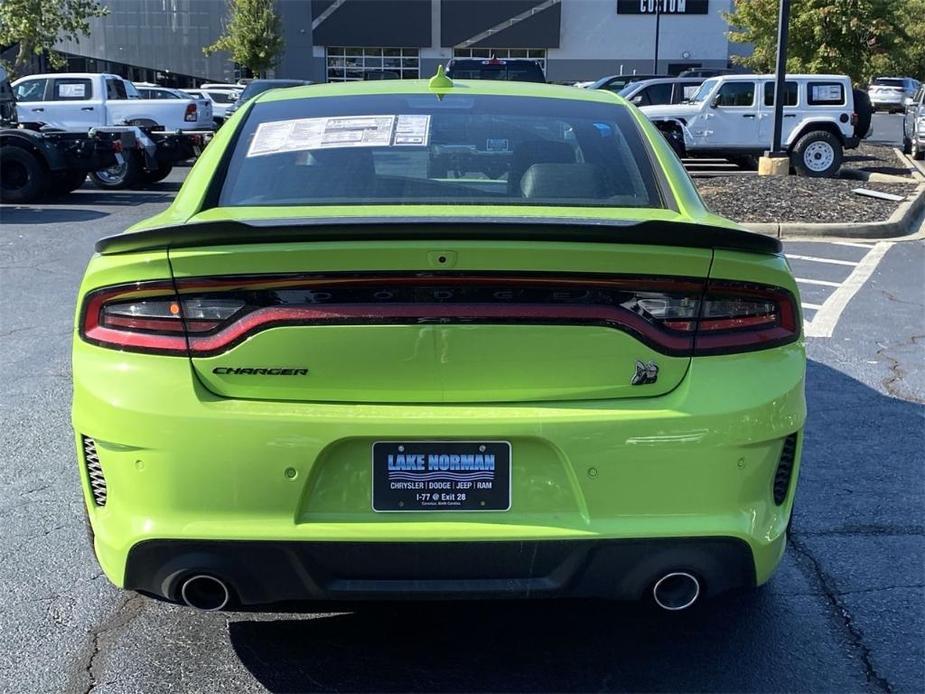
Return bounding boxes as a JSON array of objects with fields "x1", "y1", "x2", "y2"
[
  {"x1": 833, "y1": 241, "x2": 877, "y2": 249},
  {"x1": 801, "y1": 302, "x2": 823, "y2": 310},
  {"x1": 796, "y1": 277, "x2": 841, "y2": 287},
  {"x1": 785, "y1": 254, "x2": 860, "y2": 267},
  {"x1": 804, "y1": 241, "x2": 894, "y2": 338}
]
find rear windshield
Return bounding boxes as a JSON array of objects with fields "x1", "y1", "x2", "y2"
[
  {"x1": 218, "y1": 93, "x2": 663, "y2": 209},
  {"x1": 872, "y1": 78, "x2": 904, "y2": 87}
]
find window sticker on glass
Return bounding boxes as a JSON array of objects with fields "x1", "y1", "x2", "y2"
[
  {"x1": 486, "y1": 138, "x2": 510, "y2": 152},
  {"x1": 811, "y1": 85, "x2": 842, "y2": 102},
  {"x1": 394, "y1": 114, "x2": 430, "y2": 146},
  {"x1": 59, "y1": 83, "x2": 86, "y2": 98},
  {"x1": 247, "y1": 115, "x2": 396, "y2": 157}
]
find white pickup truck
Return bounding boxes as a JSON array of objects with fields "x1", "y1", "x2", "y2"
[
  {"x1": 639, "y1": 74, "x2": 871, "y2": 177},
  {"x1": 11, "y1": 73, "x2": 213, "y2": 132}
]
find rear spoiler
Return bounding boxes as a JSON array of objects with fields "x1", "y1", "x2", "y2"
[{"x1": 95, "y1": 217, "x2": 781, "y2": 256}]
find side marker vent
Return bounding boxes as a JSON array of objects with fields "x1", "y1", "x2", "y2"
[
  {"x1": 82, "y1": 436, "x2": 107, "y2": 507},
  {"x1": 773, "y1": 433, "x2": 798, "y2": 505}
]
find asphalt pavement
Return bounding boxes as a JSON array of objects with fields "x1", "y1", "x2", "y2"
[
  {"x1": 869, "y1": 112, "x2": 905, "y2": 146},
  {"x1": 0, "y1": 169, "x2": 922, "y2": 693}
]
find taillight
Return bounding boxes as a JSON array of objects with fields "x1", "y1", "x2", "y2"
[
  {"x1": 79, "y1": 275, "x2": 799, "y2": 357},
  {"x1": 693, "y1": 280, "x2": 799, "y2": 355},
  {"x1": 184, "y1": 104, "x2": 197, "y2": 122},
  {"x1": 80, "y1": 281, "x2": 244, "y2": 355}
]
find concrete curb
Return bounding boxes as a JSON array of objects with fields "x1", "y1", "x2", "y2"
[
  {"x1": 839, "y1": 168, "x2": 918, "y2": 184},
  {"x1": 894, "y1": 148, "x2": 925, "y2": 180},
  {"x1": 742, "y1": 183, "x2": 925, "y2": 239}
]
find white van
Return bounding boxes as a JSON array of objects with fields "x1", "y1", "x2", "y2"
[{"x1": 640, "y1": 74, "x2": 871, "y2": 177}]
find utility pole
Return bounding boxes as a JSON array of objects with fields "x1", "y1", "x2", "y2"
[
  {"x1": 653, "y1": 2, "x2": 662, "y2": 74},
  {"x1": 759, "y1": 0, "x2": 792, "y2": 176},
  {"x1": 769, "y1": 0, "x2": 791, "y2": 155}
]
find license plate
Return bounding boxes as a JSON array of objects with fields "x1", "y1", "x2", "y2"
[{"x1": 372, "y1": 441, "x2": 511, "y2": 512}]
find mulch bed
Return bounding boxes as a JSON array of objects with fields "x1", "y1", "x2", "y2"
[
  {"x1": 840, "y1": 142, "x2": 915, "y2": 176},
  {"x1": 696, "y1": 175, "x2": 918, "y2": 224}
]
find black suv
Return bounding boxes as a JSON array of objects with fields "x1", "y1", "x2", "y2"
[{"x1": 446, "y1": 58, "x2": 546, "y2": 83}]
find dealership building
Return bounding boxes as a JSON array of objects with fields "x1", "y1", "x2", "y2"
[{"x1": 53, "y1": 0, "x2": 746, "y2": 86}]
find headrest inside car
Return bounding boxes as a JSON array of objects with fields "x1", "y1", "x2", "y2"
[{"x1": 519, "y1": 163, "x2": 606, "y2": 199}]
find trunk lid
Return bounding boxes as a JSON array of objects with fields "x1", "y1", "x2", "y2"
[{"x1": 166, "y1": 236, "x2": 714, "y2": 403}]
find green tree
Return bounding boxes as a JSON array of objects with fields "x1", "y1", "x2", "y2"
[
  {"x1": 867, "y1": 0, "x2": 925, "y2": 80},
  {"x1": 726, "y1": 0, "x2": 906, "y2": 85},
  {"x1": 204, "y1": 0, "x2": 284, "y2": 77},
  {"x1": 0, "y1": 0, "x2": 109, "y2": 77}
]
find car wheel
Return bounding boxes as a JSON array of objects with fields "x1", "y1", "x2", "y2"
[
  {"x1": 90, "y1": 151, "x2": 143, "y2": 189},
  {"x1": 140, "y1": 163, "x2": 173, "y2": 184},
  {"x1": 657, "y1": 125, "x2": 686, "y2": 158},
  {"x1": 913, "y1": 139, "x2": 924, "y2": 161},
  {"x1": 0, "y1": 145, "x2": 49, "y2": 203},
  {"x1": 49, "y1": 169, "x2": 87, "y2": 196},
  {"x1": 791, "y1": 130, "x2": 843, "y2": 177}
]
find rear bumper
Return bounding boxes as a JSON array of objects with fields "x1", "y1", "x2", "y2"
[
  {"x1": 126, "y1": 537, "x2": 759, "y2": 607},
  {"x1": 73, "y1": 340, "x2": 806, "y2": 598},
  {"x1": 870, "y1": 97, "x2": 904, "y2": 108}
]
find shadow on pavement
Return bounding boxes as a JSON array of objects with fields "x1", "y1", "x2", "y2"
[
  {"x1": 0, "y1": 206, "x2": 110, "y2": 224},
  {"x1": 229, "y1": 592, "x2": 778, "y2": 693},
  {"x1": 20, "y1": 187, "x2": 177, "y2": 208},
  {"x1": 225, "y1": 360, "x2": 923, "y2": 693}
]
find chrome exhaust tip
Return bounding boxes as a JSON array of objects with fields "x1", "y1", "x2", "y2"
[
  {"x1": 179, "y1": 574, "x2": 230, "y2": 611},
  {"x1": 652, "y1": 571, "x2": 700, "y2": 611}
]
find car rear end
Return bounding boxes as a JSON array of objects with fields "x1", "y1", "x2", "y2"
[
  {"x1": 868, "y1": 78, "x2": 909, "y2": 111},
  {"x1": 184, "y1": 95, "x2": 214, "y2": 130},
  {"x1": 72, "y1": 81, "x2": 805, "y2": 610}
]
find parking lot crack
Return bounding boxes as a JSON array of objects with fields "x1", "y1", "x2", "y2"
[
  {"x1": 789, "y1": 534, "x2": 894, "y2": 693},
  {"x1": 880, "y1": 290, "x2": 924, "y2": 308},
  {"x1": 876, "y1": 335, "x2": 925, "y2": 403},
  {"x1": 67, "y1": 593, "x2": 146, "y2": 694}
]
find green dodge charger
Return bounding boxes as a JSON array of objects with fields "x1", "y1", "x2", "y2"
[{"x1": 72, "y1": 70, "x2": 805, "y2": 612}]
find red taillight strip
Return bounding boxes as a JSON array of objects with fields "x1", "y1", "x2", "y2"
[
  {"x1": 79, "y1": 274, "x2": 800, "y2": 357},
  {"x1": 185, "y1": 303, "x2": 695, "y2": 356},
  {"x1": 102, "y1": 315, "x2": 220, "y2": 333}
]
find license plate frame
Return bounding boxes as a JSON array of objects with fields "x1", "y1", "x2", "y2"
[{"x1": 371, "y1": 440, "x2": 511, "y2": 512}]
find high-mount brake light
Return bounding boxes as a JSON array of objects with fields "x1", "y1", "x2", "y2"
[{"x1": 79, "y1": 275, "x2": 799, "y2": 357}]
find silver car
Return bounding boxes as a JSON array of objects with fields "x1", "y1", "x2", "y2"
[
  {"x1": 868, "y1": 77, "x2": 920, "y2": 113},
  {"x1": 903, "y1": 84, "x2": 925, "y2": 160}
]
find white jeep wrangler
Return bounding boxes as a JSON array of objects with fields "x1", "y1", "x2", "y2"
[{"x1": 640, "y1": 74, "x2": 871, "y2": 177}]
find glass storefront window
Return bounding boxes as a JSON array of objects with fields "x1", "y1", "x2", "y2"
[
  {"x1": 326, "y1": 48, "x2": 421, "y2": 82},
  {"x1": 453, "y1": 48, "x2": 547, "y2": 71}
]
